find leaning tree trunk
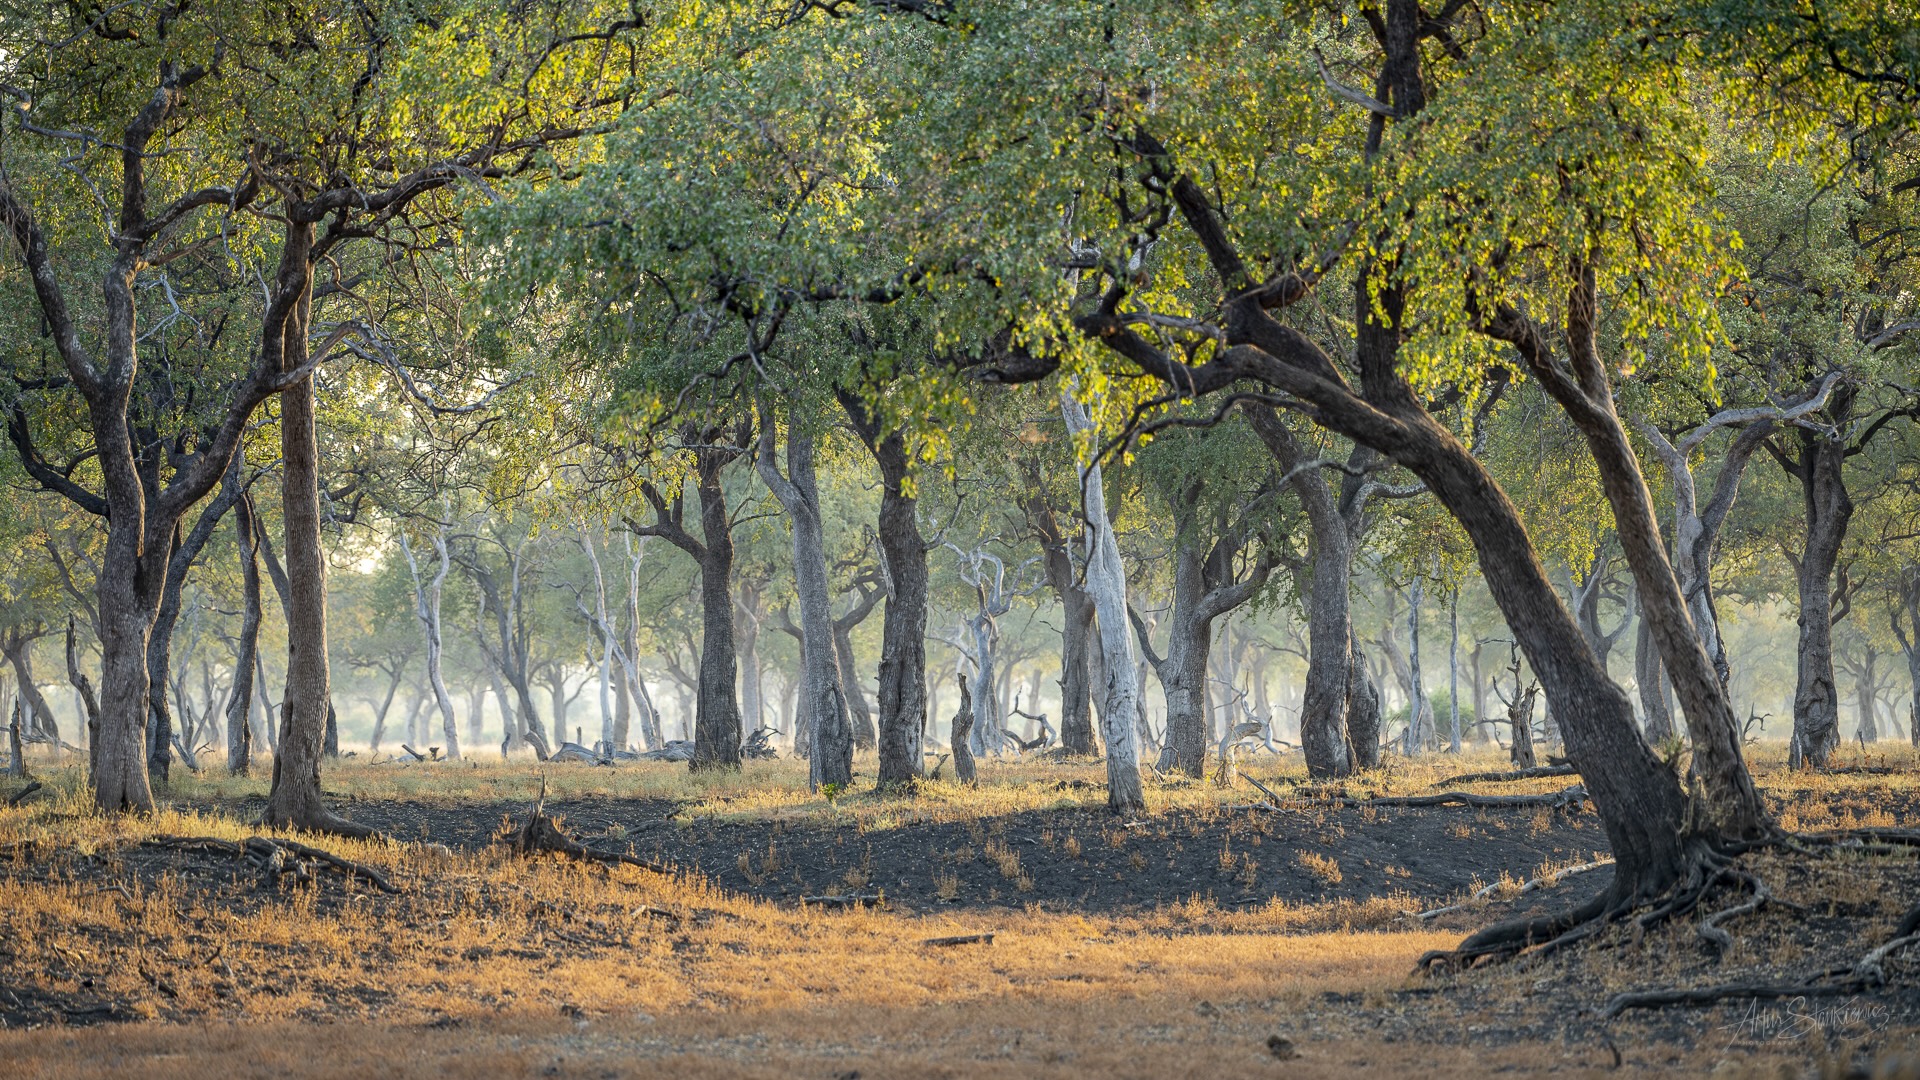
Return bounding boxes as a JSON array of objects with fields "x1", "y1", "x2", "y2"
[
  {"x1": 1061, "y1": 391, "x2": 1146, "y2": 813},
  {"x1": 756, "y1": 419, "x2": 853, "y2": 790},
  {"x1": 1789, "y1": 431, "x2": 1851, "y2": 769},
  {"x1": 65, "y1": 620, "x2": 101, "y2": 776},
  {"x1": 1500, "y1": 273, "x2": 1771, "y2": 838},
  {"x1": 227, "y1": 492, "x2": 262, "y2": 774},
  {"x1": 832, "y1": 621, "x2": 877, "y2": 751},
  {"x1": 263, "y1": 238, "x2": 367, "y2": 837}
]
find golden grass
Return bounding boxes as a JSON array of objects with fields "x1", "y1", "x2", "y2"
[{"x1": 3, "y1": 741, "x2": 1919, "y2": 1077}]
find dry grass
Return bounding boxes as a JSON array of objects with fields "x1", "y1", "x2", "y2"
[{"x1": 3, "y1": 741, "x2": 1919, "y2": 1076}]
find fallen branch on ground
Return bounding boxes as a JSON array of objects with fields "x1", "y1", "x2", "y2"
[
  {"x1": 1435, "y1": 764, "x2": 1577, "y2": 785},
  {"x1": 1415, "y1": 859, "x2": 1614, "y2": 920},
  {"x1": 923, "y1": 933, "x2": 993, "y2": 947},
  {"x1": 802, "y1": 894, "x2": 882, "y2": 908},
  {"x1": 7, "y1": 780, "x2": 43, "y2": 806},
  {"x1": 142, "y1": 834, "x2": 402, "y2": 893},
  {"x1": 505, "y1": 779, "x2": 671, "y2": 874}
]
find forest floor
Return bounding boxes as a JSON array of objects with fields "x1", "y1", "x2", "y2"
[{"x1": 1, "y1": 745, "x2": 1918, "y2": 1078}]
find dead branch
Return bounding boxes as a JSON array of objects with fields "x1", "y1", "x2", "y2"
[
  {"x1": 1415, "y1": 859, "x2": 1615, "y2": 920},
  {"x1": 802, "y1": 894, "x2": 882, "y2": 908},
  {"x1": 922, "y1": 933, "x2": 994, "y2": 947},
  {"x1": 506, "y1": 779, "x2": 671, "y2": 873},
  {"x1": 1359, "y1": 786, "x2": 1588, "y2": 810},
  {"x1": 141, "y1": 835, "x2": 402, "y2": 893},
  {"x1": 1435, "y1": 764, "x2": 1577, "y2": 785},
  {"x1": 6, "y1": 779, "x2": 43, "y2": 806}
]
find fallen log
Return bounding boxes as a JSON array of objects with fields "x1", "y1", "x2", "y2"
[
  {"x1": 7, "y1": 780, "x2": 43, "y2": 806},
  {"x1": 1435, "y1": 764, "x2": 1577, "y2": 785},
  {"x1": 802, "y1": 894, "x2": 882, "y2": 908},
  {"x1": 1364, "y1": 786, "x2": 1588, "y2": 809}
]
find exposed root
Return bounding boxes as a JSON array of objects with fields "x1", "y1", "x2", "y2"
[
  {"x1": 1604, "y1": 932, "x2": 1920, "y2": 1019},
  {"x1": 1694, "y1": 868, "x2": 1771, "y2": 954},
  {"x1": 1435, "y1": 764, "x2": 1578, "y2": 786},
  {"x1": 142, "y1": 834, "x2": 402, "y2": 893}
]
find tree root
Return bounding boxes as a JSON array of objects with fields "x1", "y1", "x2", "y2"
[
  {"x1": 1604, "y1": 932, "x2": 1920, "y2": 1018},
  {"x1": 505, "y1": 780, "x2": 671, "y2": 874},
  {"x1": 142, "y1": 834, "x2": 401, "y2": 893},
  {"x1": 1435, "y1": 764, "x2": 1578, "y2": 786}
]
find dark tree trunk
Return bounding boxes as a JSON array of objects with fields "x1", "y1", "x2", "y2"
[
  {"x1": 65, "y1": 619, "x2": 101, "y2": 777},
  {"x1": 1781, "y1": 423, "x2": 1852, "y2": 768},
  {"x1": 949, "y1": 674, "x2": 976, "y2": 785},
  {"x1": 227, "y1": 492, "x2": 261, "y2": 774},
  {"x1": 262, "y1": 223, "x2": 368, "y2": 837},
  {"x1": 1492, "y1": 268, "x2": 1770, "y2": 837},
  {"x1": 1019, "y1": 458, "x2": 1100, "y2": 756},
  {"x1": 1346, "y1": 633, "x2": 1382, "y2": 770},
  {"x1": 840, "y1": 392, "x2": 927, "y2": 786}
]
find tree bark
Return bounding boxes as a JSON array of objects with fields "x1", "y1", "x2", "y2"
[
  {"x1": 1634, "y1": 607, "x2": 1675, "y2": 745},
  {"x1": 627, "y1": 426, "x2": 749, "y2": 770},
  {"x1": 756, "y1": 412, "x2": 854, "y2": 790},
  {"x1": 839, "y1": 393, "x2": 927, "y2": 786},
  {"x1": 1779, "y1": 421, "x2": 1853, "y2": 768},
  {"x1": 400, "y1": 527, "x2": 462, "y2": 762},
  {"x1": 1061, "y1": 391, "x2": 1146, "y2": 813},
  {"x1": 263, "y1": 224, "x2": 366, "y2": 836},
  {"x1": 1018, "y1": 458, "x2": 1100, "y2": 756},
  {"x1": 227, "y1": 492, "x2": 262, "y2": 774},
  {"x1": 949, "y1": 674, "x2": 976, "y2": 785}
]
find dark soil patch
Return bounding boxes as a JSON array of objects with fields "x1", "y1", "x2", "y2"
[{"x1": 193, "y1": 789, "x2": 1612, "y2": 915}]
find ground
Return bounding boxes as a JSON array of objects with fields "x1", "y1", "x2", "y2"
[{"x1": 1, "y1": 745, "x2": 1918, "y2": 1078}]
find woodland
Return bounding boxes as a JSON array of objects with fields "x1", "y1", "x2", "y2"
[{"x1": 2, "y1": 1, "x2": 1920, "y2": 1077}]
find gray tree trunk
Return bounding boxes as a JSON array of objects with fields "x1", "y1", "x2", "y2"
[
  {"x1": 756, "y1": 414, "x2": 853, "y2": 790},
  {"x1": 227, "y1": 492, "x2": 262, "y2": 774},
  {"x1": 1061, "y1": 391, "x2": 1145, "y2": 813}
]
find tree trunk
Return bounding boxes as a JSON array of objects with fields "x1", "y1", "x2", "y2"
[
  {"x1": 755, "y1": 417, "x2": 853, "y2": 790},
  {"x1": 1061, "y1": 391, "x2": 1146, "y2": 813},
  {"x1": 949, "y1": 674, "x2": 976, "y2": 785},
  {"x1": 736, "y1": 580, "x2": 765, "y2": 739},
  {"x1": 832, "y1": 620, "x2": 876, "y2": 752},
  {"x1": 1634, "y1": 605, "x2": 1675, "y2": 745},
  {"x1": 1786, "y1": 428, "x2": 1851, "y2": 768},
  {"x1": 263, "y1": 231, "x2": 366, "y2": 836},
  {"x1": 1499, "y1": 274, "x2": 1770, "y2": 837},
  {"x1": 1155, "y1": 613, "x2": 1212, "y2": 777},
  {"x1": 401, "y1": 528, "x2": 462, "y2": 762},
  {"x1": 227, "y1": 493, "x2": 262, "y2": 774},
  {"x1": 1856, "y1": 642, "x2": 1880, "y2": 743},
  {"x1": 838, "y1": 393, "x2": 927, "y2": 787},
  {"x1": 693, "y1": 455, "x2": 744, "y2": 770},
  {"x1": 1404, "y1": 579, "x2": 1431, "y2": 754},
  {"x1": 64, "y1": 620, "x2": 101, "y2": 776},
  {"x1": 1510, "y1": 683, "x2": 1539, "y2": 769},
  {"x1": 1346, "y1": 633, "x2": 1382, "y2": 769},
  {"x1": 1447, "y1": 594, "x2": 1462, "y2": 753}
]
